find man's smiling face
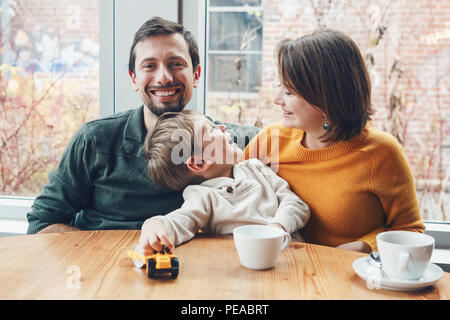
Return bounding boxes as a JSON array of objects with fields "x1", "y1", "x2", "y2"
[{"x1": 130, "y1": 33, "x2": 200, "y2": 116}]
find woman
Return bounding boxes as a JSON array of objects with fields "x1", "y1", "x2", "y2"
[{"x1": 244, "y1": 28, "x2": 425, "y2": 253}]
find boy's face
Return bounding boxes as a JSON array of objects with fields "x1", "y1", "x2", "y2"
[{"x1": 200, "y1": 119, "x2": 243, "y2": 165}]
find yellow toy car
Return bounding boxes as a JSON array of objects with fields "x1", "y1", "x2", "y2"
[{"x1": 128, "y1": 245, "x2": 179, "y2": 279}]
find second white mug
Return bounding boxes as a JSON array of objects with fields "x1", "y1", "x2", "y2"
[{"x1": 376, "y1": 231, "x2": 435, "y2": 280}]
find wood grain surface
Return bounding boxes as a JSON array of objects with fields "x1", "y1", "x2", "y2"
[{"x1": 0, "y1": 230, "x2": 448, "y2": 299}]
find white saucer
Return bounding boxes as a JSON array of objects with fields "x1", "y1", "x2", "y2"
[{"x1": 352, "y1": 257, "x2": 444, "y2": 291}]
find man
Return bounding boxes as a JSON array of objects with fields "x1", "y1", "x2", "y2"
[{"x1": 27, "y1": 16, "x2": 259, "y2": 234}]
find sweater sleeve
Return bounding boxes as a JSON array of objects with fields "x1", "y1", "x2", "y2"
[
  {"x1": 148, "y1": 186, "x2": 213, "y2": 246},
  {"x1": 26, "y1": 125, "x2": 95, "y2": 234},
  {"x1": 357, "y1": 135, "x2": 425, "y2": 251},
  {"x1": 251, "y1": 159, "x2": 310, "y2": 234}
]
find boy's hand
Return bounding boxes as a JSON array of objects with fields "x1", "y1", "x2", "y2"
[{"x1": 139, "y1": 218, "x2": 175, "y2": 254}]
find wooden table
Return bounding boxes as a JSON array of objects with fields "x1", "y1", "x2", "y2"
[{"x1": 0, "y1": 230, "x2": 449, "y2": 300}]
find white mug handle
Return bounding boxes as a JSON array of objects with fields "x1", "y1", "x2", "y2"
[
  {"x1": 399, "y1": 252, "x2": 410, "y2": 273},
  {"x1": 281, "y1": 232, "x2": 292, "y2": 251}
]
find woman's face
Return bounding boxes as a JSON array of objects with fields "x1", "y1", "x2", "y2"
[{"x1": 274, "y1": 82, "x2": 325, "y2": 132}]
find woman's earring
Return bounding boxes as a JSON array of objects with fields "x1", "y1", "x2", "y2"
[{"x1": 323, "y1": 122, "x2": 330, "y2": 130}]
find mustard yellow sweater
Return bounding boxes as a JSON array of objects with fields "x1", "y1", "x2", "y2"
[{"x1": 244, "y1": 122, "x2": 425, "y2": 251}]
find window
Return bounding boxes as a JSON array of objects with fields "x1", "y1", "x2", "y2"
[
  {"x1": 0, "y1": 0, "x2": 99, "y2": 232},
  {"x1": 0, "y1": 0, "x2": 99, "y2": 199},
  {"x1": 205, "y1": 0, "x2": 263, "y2": 124},
  {"x1": 204, "y1": 0, "x2": 450, "y2": 225}
]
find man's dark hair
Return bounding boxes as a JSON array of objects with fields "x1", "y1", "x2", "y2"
[{"x1": 128, "y1": 16, "x2": 200, "y2": 75}]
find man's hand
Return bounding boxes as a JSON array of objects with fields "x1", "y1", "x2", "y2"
[
  {"x1": 336, "y1": 241, "x2": 371, "y2": 253},
  {"x1": 139, "y1": 218, "x2": 175, "y2": 254}
]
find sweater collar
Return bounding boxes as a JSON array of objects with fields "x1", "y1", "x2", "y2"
[
  {"x1": 200, "y1": 162, "x2": 247, "y2": 188},
  {"x1": 121, "y1": 106, "x2": 147, "y2": 155},
  {"x1": 123, "y1": 105, "x2": 146, "y2": 143},
  {"x1": 294, "y1": 127, "x2": 369, "y2": 161}
]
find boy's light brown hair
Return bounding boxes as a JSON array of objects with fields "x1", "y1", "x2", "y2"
[
  {"x1": 143, "y1": 110, "x2": 205, "y2": 191},
  {"x1": 276, "y1": 28, "x2": 374, "y2": 142}
]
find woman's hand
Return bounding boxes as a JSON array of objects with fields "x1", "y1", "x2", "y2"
[
  {"x1": 336, "y1": 241, "x2": 371, "y2": 253},
  {"x1": 139, "y1": 218, "x2": 174, "y2": 254}
]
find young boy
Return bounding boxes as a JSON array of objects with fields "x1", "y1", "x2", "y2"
[{"x1": 139, "y1": 110, "x2": 310, "y2": 253}]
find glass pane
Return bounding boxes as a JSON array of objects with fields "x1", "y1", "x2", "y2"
[
  {"x1": 0, "y1": 0, "x2": 99, "y2": 197},
  {"x1": 207, "y1": 53, "x2": 261, "y2": 92},
  {"x1": 209, "y1": 11, "x2": 262, "y2": 51},
  {"x1": 209, "y1": 0, "x2": 261, "y2": 7},
  {"x1": 205, "y1": 0, "x2": 450, "y2": 222}
]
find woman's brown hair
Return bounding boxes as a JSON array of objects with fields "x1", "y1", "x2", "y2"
[{"x1": 276, "y1": 28, "x2": 374, "y2": 142}]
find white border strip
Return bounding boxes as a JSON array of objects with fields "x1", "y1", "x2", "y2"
[{"x1": 0, "y1": 196, "x2": 33, "y2": 220}]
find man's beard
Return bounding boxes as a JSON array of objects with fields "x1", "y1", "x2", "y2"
[
  {"x1": 145, "y1": 97, "x2": 185, "y2": 116},
  {"x1": 143, "y1": 84, "x2": 186, "y2": 116}
]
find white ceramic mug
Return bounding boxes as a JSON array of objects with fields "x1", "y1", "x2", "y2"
[
  {"x1": 233, "y1": 225, "x2": 291, "y2": 270},
  {"x1": 376, "y1": 231, "x2": 435, "y2": 280}
]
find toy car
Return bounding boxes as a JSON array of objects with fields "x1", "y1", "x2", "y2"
[{"x1": 128, "y1": 245, "x2": 179, "y2": 279}]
